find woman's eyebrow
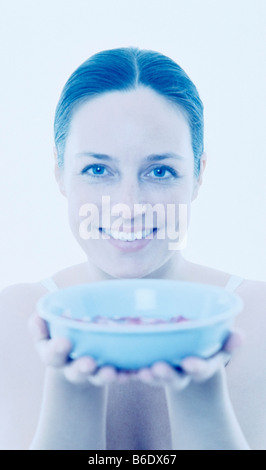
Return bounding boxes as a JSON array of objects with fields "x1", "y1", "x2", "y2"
[
  {"x1": 74, "y1": 152, "x2": 117, "y2": 161},
  {"x1": 74, "y1": 152, "x2": 185, "y2": 162},
  {"x1": 145, "y1": 152, "x2": 185, "y2": 162}
]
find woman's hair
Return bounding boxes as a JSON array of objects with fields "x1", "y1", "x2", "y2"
[{"x1": 54, "y1": 47, "x2": 204, "y2": 178}]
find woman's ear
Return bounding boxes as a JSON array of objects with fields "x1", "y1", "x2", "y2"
[
  {"x1": 53, "y1": 147, "x2": 67, "y2": 197},
  {"x1": 192, "y1": 152, "x2": 207, "y2": 201}
]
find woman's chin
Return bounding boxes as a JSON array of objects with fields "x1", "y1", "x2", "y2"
[
  {"x1": 79, "y1": 239, "x2": 179, "y2": 280},
  {"x1": 100, "y1": 266, "x2": 152, "y2": 280},
  {"x1": 87, "y1": 257, "x2": 158, "y2": 280}
]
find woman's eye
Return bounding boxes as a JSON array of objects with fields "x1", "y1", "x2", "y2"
[
  {"x1": 147, "y1": 166, "x2": 178, "y2": 179},
  {"x1": 81, "y1": 164, "x2": 110, "y2": 177},
  {"x1": 80, "y1": 164, "x2": 178, "y2": 180}
]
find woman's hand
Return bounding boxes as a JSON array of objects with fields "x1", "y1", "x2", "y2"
[
  {"x1": 132, "y1": 330, "x2": 243, "y2": 390},
  {"x1": 28, "y1": 311, "x2": 130, "y2": 386}
]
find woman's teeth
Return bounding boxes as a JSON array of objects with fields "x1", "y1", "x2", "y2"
[{"x1": 101, "y1": 228, "x2": 155, "y2": 242}]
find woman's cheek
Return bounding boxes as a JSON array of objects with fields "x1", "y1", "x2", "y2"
[{"x1": 66, "y1": 185, "x2": 97, "y2": 239}]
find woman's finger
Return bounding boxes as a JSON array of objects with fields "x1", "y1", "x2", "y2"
[
  {"x1": 87, "y1": 365, "x2": 118, "y2": 386},
  {"x1": 222, "y1": 329, "x2": 244, "y2": 353},
  {"x1": 28, "y1": 313, "x2": 49, "y2": 342},
  {"x1": 37, "y1": 336, "x2": 73, "y2": 367},
  {"x1": 63, "y1": 356, "x2": 98, "y2": 383},
  {"x1": 28, "y1": 312, "x2": 73, "y2": 367},
  {"x1": 180, "y1": 351, "x2": 230, "y2": 382},
  {"x1": 150, "y1": 361, "x2": 191, "y2": 389},
  {"x1": 134, "y1": 367, "x2": 154, "y2": 384},
  {"x1": 135, "y1": 362, "x2": 191, "y2": 390}
]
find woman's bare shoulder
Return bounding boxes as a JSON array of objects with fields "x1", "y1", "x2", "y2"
[
  {"x1": 0, "y1": 263, "x2": 90, "y2": 317},
  {"x1": 238, "y1": 277, "x2": 266, "y2": 294},
  {"x1": 184, "y1": 260, "x2": 266, "y2": 313},
  {"x1": 0, "y1": 281, "x2": 48, "y2": 318},
  {"x1": 184, "y1": 260, "x2": 265, "y2": 293},
  {"x1": 237, "y1": 277, "x2": 266, "y2": 316},
  {"x1": 182, "y1": 260, "x2": 233, "y2": 287}
]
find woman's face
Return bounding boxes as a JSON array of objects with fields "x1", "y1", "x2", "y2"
[{"x1": 57, "y1": 87, "x2": 203, "y2": 279}]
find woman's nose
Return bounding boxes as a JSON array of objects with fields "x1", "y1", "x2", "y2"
[{"x1": 110, "y1": 180, "x2": 146, "y2": 222}]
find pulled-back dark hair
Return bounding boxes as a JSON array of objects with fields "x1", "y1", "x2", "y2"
[{"x1": 54, "y1": 47, "x2": 204, "y2": 177}]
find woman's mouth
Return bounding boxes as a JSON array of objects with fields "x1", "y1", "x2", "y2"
[
  {"x1": 99, "y1": 227, "x2": 158, "y2": 252},
  {"x1": 100, "y1": 227, "x2": 157, "y2": 241}
]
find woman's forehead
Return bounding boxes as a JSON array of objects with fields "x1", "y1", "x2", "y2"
[
  {"x1": 65, "y1": 88, "x2": 193, "y2": 160},
  {"x1": 71, "y1": 87, "x2": 187, "y2": 128}
]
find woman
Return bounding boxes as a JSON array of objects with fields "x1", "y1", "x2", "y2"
[{"x1": 1, "y1": 47, "x2": 265, "y2": 450}]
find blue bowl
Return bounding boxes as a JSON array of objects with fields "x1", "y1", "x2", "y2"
[{"x1": 37, "y1": 279, "x2": 243, "y2": 370}]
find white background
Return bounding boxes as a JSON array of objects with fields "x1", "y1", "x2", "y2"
[{"x1": 1, "y1": 0, "x2": 266, "y2": 289}]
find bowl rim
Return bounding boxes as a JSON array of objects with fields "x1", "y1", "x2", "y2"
[{"x1": 37, "y1": 280, "x2": 244, "y2": 334}]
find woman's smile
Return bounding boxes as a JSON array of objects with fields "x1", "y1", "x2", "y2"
[{"x1": 99, "y1": 226, "x2": 158, "y2": 252}]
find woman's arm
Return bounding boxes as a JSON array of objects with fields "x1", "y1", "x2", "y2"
[
  {"x1": 28, "y1": 311, "x2": 121, "y2": 450},
  {"x1": 165, "y1": 368, "x2": 250, "y2": 450},
  {"x1": 30, "y1": 368, "x2": 107, "y2": 450}
]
